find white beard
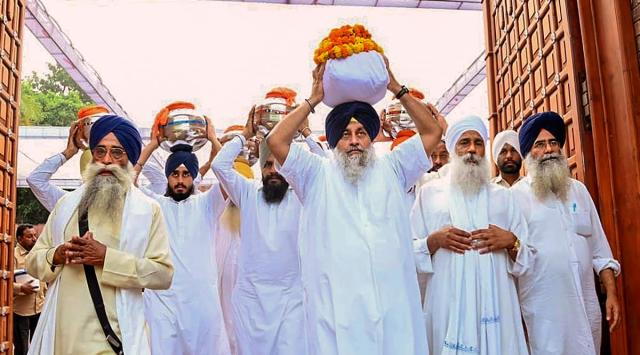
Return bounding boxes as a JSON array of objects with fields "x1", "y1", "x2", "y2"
[
  {"x1": 334, "y1": 145, "x2": 376, "y2": 185},
  {"x1": 525, "y1": 153, "x2": 571, "y2": 202},
  {"x1": 450, "y1": 152, "x2": 490, "y2": 196},
  {"x1": 79, "y1": 162, "x2": 134, "y2": 222}
]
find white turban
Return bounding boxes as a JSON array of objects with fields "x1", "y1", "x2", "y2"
[
  {"x1": 444, "y1": 115, "x2": 489, "y2": 154},
  {"x1": 491, "y1": 130, "x2": 521, "y2": 165}
]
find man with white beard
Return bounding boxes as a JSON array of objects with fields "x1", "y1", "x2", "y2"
[
  {"x1": 511, "y1": 111, "x2": 620, "y2": 355},
  {"x1": 134, "y1": 117, "x2": 231, "y2": 355},
  {"x1": 267, "y1": 58, "x2": 443, "y2": 355},
  {"x1": 212, "y1": 112, "x2": 306, "y2": 355},
  {"x1": 26, "y1": 115, "x2": 174, "y2": 355},
  {"x1": 411, "y1": 115, "x2": 531, "y2": 355}
]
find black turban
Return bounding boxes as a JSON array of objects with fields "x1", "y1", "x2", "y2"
[
  {"x1": 518, "y1": 111, "x2": 566, "y2": 158},
  {"x1": 165, "y1": 144, "x2": 199, "y2": 178},
  {"x1": 89, "y1": 115, "x2": 142, "y2": 165},
  {"x1": 325, "y1": 101, "x2": 380, "y2": 148}
]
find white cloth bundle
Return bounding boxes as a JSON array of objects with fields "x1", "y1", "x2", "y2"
[{"x1": 322, "y1": 51, "x2": 389, "y2": 107}]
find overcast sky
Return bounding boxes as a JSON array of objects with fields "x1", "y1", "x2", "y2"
[{"x1": 22, "y1": 0, "x2": 488, "y2": 130}]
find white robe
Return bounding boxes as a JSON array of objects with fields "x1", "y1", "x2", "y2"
[
  {"x1": 212, "y1": 136, "x2": 305, "y2": 355},
  {"x1": 215, "y1": 203, "x2": 242, "y2": 355},
  {"x1": 511, "y1": 177, "x2": 620, "y2": 355},
  {"x1": 411, "y1": 179, "x2": 531, "y2": 355},
  {"x1": 141, "y1": 182, "x2": 231, "y2": 355},
  {"x1": 278, "y1": 135, "x2": 430, "y2": 355},
  {"x1": 28, "y1": 186, "x2": 172, "y2": 355}
]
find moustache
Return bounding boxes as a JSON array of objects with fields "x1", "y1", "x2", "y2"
[
  {"x1": 264, "y1": 173, "x2": 285, "y2": 182},
  {"x1": 540, "y1": 154, "x2": 560, "y2": 163},
  {"x1": 174, "y1": 184, "x2": 187, "y2": 189},
  {"x1": 347, "y1": 147, "x2": 364, "y2": 154}
]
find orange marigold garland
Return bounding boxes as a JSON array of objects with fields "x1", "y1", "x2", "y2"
[{"x1": 313, "y1": 24, "x2": 384, "y2": 64}]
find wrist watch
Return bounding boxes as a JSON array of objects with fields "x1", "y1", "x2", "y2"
[{"x1": 509, "y1": 237, "x2": 521, "y2": 253}]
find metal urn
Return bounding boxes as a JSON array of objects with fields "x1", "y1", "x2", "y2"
[
  {"x1": 75, "y1": 112, "x2": 108, "y2": 148},
  {"x1": 385, "y1": 101, "x2": 416, "y2": 138},
  {"x1": 159, "y1": 108, "x2": 208, "y2": 152},
  {"x1": 254, "y1": 97, "x2": 297, "y2": 139}
]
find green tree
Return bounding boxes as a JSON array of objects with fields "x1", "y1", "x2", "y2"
[
  {"x1": 20, "y1": 63, "x2": 92, "y2": 126},
  {"x1": 16, "y1": 188, "x2": 50, "y2": 224}
]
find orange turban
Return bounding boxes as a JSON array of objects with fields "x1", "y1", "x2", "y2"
[
  {"x1": 390, "y1": 129, "x2": 416, "y2": 150},
  {"x1": 153, "y1": 101, "x2": 196, "y2": 137},
  {"x1": 265, "y1": 87, "x2": 297, "y2": 106},
  {"x1": 409, "y1": 88, "x2": 425, "y2": 100},
  {"x1": 77, "y1": 105, "x2": 109, "y2": 120}
]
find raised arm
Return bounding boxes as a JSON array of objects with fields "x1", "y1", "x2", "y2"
[
  {"x1": 27, "y1": 123, "x2": 81, "y2": 211},
  {"x1": 383, "y1": 56, "x2": 443, "y2": 155},
  {"x1": 211, "y1": 112, "x2": 255, "y2": 206},
  {"x1": 199, "y1": 115, "x2": 223, "y2": 177},
  {"x1": 268, "y1": 64, "x2": 325, "y2": 165}
]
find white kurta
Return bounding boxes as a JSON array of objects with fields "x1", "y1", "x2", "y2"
[
  {"x1": 215, "y1": 203, "x2": 242, "y2": 355},
  {"x1": 140, "y1": 182, "x2": 231, "y2": 355},
  {"x1": 411, "y1": 180, "x2": 531, "y2": 355},
  {"x1": 511, "y1": 177, "x2": 620, "y2": 355},
  {"x1": 212, "y1": 136, "x2": 305, "y2": 355},
  {"x1": 278, "y1": 135, "x2": 430, "y2": 355}
]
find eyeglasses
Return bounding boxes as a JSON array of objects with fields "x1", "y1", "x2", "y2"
[
  {"x1": 532, "y1": 139, "x2": 560, "y2": 150},
  {"x1": 93, "y1": 146, "x2": 127, "y2": 160}
]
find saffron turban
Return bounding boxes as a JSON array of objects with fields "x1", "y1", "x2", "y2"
[
  {"x1": 491, "y1": 130, "x2": 521, "y2": 165},
  {"x1": 89, "y1": 115, "x2": 142, "y2": 165},
  {"x1": 390, "y1": 129, "x2": 416, "y2": 151},
  {"x1": 444, "y1": 115, "x2": 488, "y2": 154},
  {"x1": 518, "y1": 111, "x2": 565, "y2": 158},
  {"x1": 165, "y1": 144, "x2": 199, "y2": 178},
  {"x1": 325, "y1": 101, "x2": 380, "y2": 149},
  {"x1": 234, "y1": 157, "x2": 255, "y2": 180}
]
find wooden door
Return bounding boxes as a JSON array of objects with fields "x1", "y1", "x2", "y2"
[
  {"x1": 483, "y1": 0, "x2": 596, "y2": 189},
  {"x1": 0, "y1": 0, "x2": 24, "y2": 352}
]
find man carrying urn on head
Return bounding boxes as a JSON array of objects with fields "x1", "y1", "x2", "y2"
[
  {"x1": 134, "y1": 102, "x2": 231, "y2": 355},
  {"x1": 267, "y1": 57, "x2": 443, "y2": 355}
]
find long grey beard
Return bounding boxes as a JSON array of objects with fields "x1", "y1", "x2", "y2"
[
  {"x1": 450, "y1": 152, "x2": 490, "y2": 196},
  {"x1": 334, "y1": 145, "x2": 376, "y2": 185},
  {"x1": 525, "y1": 153, "x2": 571, "y2": 202},
  {"x1": 78, "y1": 162, "x2": 133, "y2": 221}
]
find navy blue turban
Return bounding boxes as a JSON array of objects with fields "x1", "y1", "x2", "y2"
[
  {"x1": 325, "y1": 101, "x2": 380, "y2": 149},
  {"x1": 518, "y1": 111, "x2": 566, "y2": 158},
  {"x1": 89, "y1": 115, "x2": 142, "y2": 165},
  {"x1": 165, "y1": 144, "x2": 199, "y2": 178}
]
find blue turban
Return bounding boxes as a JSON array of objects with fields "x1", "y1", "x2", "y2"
[
  {"x1": 165, "y1": 144, "x2": 199, "y2": 178},
  {"x1": 325, "y1": 101, "x2": 380, "y2": 149},
  {"x1": 89, "y1": 115, "x2": 142, "y2": 165},
  {"x1": 518, "y1": 111, "x2": 565, "y2": 158}
]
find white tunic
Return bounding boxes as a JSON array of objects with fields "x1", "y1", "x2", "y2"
[
  {"x1": 212, "y1": 136, "x2": 305, "y2": 355},
  {"x1": 140, "y1": 182, "x2": 231, "y2": 355},
  {"x1": 215, "y1": 207, "x2": 241, "y2": 355},
  {"x1": 511, "y1": 177, "x2": 620, "y2": 355},
  {"x1": 278, "y1": 135, "x2": 430, "y2": 355},
  {"x1": 411, "y1": 180, "x2": 531, "y2": 355}
]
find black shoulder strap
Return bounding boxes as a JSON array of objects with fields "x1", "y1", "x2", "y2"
[{"x1": 79, "y1": 212, "x2": 124, "y2": 355}]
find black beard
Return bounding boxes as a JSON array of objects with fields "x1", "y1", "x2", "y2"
[
  {"x1": 499, "y1": 160, "x2": 522, "y2": 174},
  {"x1": 262, "y1": 175, "x2": 289, "y2": 203},
  {"x1": 165, "y1": 183, "x2": 194, "y2": 202}
]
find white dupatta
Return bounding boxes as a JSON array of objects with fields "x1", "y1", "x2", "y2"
[
  {"x1": 28, "y1": 186, "x2": 154, "y2": 355},
  {"x1": 441, "y1": 181, "x2": 502, "y2": 354}
]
